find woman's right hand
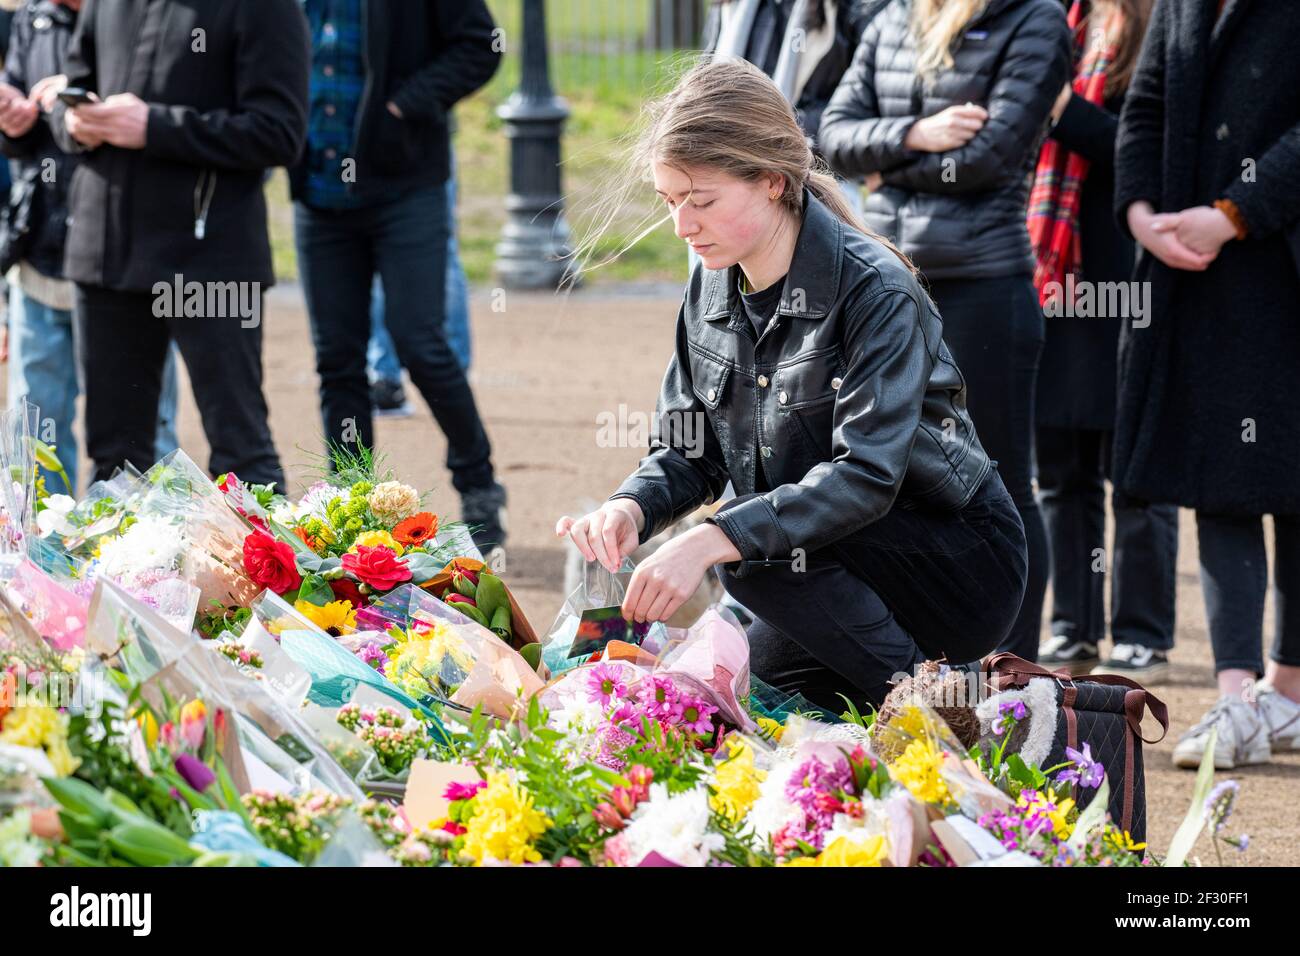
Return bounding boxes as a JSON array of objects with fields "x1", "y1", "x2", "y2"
[
  {"x1": 904, "y1": 103, "x2": 988, "y2": 152},
  {"x1": 1127, "y1": 201, "x2": 1215, "y2": 272},
  {"x1": 555, "y1": 499, "x2": 644, "y2": 574}
]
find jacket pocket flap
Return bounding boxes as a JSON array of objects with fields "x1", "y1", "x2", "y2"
[{"x1": 690, "y1": 358, "x2": 731, "y2": 410}]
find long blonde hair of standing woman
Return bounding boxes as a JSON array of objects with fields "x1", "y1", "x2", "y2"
[
  {"x1": 570, "y1": 58, "x2": 916, "y2": 280},
  {"x1": 910, "y1": 0, "x2": 990, "y2": 80}
]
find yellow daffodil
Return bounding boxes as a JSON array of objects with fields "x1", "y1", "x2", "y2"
[
  {"x1": 756, "y1": 716, "x2": 785, "y2": 742},
  {"x1": 136, "y1": 709, "x2": 159, "y2": 750},
  {"x1": 295, "y1": 599, "x2": 358, "y2": 635},
  {"x1": 460, "y1": 771, "x2": 551, "y2": 866},
  {"x1": 1016, "y1": 789, "x2": 1076, "y2": 839},
  {"x1": 710, "y1": 738, "x2": 767, "y2": 823},
  {"x1": 349, "y1": 530, "x2": 404, "y2": 556}
]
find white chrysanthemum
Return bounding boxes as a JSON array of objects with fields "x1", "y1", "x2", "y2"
[
  {"x1": 367, "y1": 481, "x2": 420, "y2": 524},
  {"x1": 617, "y1": 783, "x2": 725, "y2": 867},
  {"x1": 97, "y1": 515, "x2": 185, "y2": 576},
  {"x1": 297, "y1": 481, "x2": 340, "y2": 522},
  {"x1": 549, "y1": 695, "x2": 604, "y2": 736},
  {"x1": 744, "y1": 757, "x2": 801, "y2": 841},
  {"x1": 824, "y1": 800, "x2": 888, "y2": 847}
]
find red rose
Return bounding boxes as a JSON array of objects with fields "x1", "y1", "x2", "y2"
[
  {"x1": 242, "y1": 532, "x2": 302, "y2": 595},
  {"x1": 342, "y1": 545, "x2": 412, "y2": 593},
  {"x1": 329, "y1": 577, "x2": 367, "y2": 609}
]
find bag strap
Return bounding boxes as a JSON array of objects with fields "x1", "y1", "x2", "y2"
[{"x1": 984, "y1": 652, "x2": 1170, "y2": 744}]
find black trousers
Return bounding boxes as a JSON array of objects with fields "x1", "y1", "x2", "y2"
[
  {"x1": 717, "y1": 470, "x2": 1028, "y2": 711},
  {"x1": 1037, "y1": 426, "x2": 1178, "y2": 650},
  {"x1": 75, "y1": 284, "x2": 284, "y2": 488},
  {"x1": 927, "y1": 274, "x2": 1049, "y2": 661},
  {"x1": 293, "y1": 184, "x2": 495, "y2": 493},
  {"x1": 1197, "y1": 512, "x2": 1300, "y2": 675}
]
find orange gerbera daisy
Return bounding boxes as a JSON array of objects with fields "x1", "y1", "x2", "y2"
[{"x1": 393, "y1": 511, "x2": 438, "y2": 547}]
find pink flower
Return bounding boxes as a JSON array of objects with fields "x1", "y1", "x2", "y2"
[
  {"x1": 638, "y1": 675, "x2": 680, "y2": 720},
  {"x1": 443, "y1": 779, "x2": 487, "y2": 802},
  {"x1": 587, "y1": 663, "x2": 629, "y2": 707},
  {"x1": 675, "y1": 693, "x2": 718, "y2": 736}
]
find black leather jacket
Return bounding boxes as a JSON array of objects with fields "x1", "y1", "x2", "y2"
[{"x1": 610, "y1": 190, "x2": 992, "y2": 573}]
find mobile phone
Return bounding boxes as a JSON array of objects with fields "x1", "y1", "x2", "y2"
[{"x1": 56, "y1": 87, "x2": 96, "y2": 107}]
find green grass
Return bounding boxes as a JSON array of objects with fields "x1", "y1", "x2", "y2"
[{"x1": 266, "y1": 38, "x2": 700, "y2": 286}]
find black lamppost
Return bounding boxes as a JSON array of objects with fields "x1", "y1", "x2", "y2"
[{"x1": 494, "y1": 0, "x2": 574, "y2": 289}]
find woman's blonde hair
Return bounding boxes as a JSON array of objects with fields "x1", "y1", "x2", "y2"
[
  {"x1": 570, "y1": 57, "x2": 914, "y2": 280},
  {"x1": 910, "y1": 0, "x2": 990, "y2": 80}
]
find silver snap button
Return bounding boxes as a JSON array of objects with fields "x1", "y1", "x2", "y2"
[
  {"x1": 778, "y1": 390, "x2": 789, "y2": 405},
  {"x1": 831, "y1": 377, "x2": 843, "y2": 390},
  {"x1": 757, "y1": 375, "x2": 769, "y2": 388},
  {"x1": 761, "y1": 445, "x2": 772, "y2": 458},
  {"x1": 707, "y1": 388, "x2": 717, "y2": 402},
  {"x1": 1216, "y1": 123, "x2": 1229, "y2": 141}
]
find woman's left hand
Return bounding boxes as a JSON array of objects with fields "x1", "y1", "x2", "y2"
[
  {"x1": 1150, "y1": 205, "x2": 1238, "y2": 258},
  {"x1": 621, "y1": 523, "x2": 740, "y2": 623}
]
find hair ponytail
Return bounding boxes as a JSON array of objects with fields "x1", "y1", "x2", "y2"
[{"x1": 570, "y1": 57, "x2": 917, "y2": 281}]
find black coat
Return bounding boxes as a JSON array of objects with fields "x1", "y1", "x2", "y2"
[
  {"x1": 287, "y1": 0, "x2": 501, "y2": 204},
  {"x1": 1035, "y1": 86, "x2": 1134, "y2": 431},
  {"x1": 819, "y1": 0, "x2": 1071, "y2": 280},
  {"x1": 0, "y1": 0, "x2": 80, "y2": 280},
  {"x1": 1112, "y1": 0, "x2": 1300, "y2": 514},
  {"x1": 701, "y1": 0, "x2": 890, "y2": 148},
  {"x1": 51, "y1": 0, "x2": 309, "y2": 292}
]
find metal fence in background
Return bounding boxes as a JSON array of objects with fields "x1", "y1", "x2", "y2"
[{"x1": 486, "y1": 0, "x2": 709, "y2": 95}]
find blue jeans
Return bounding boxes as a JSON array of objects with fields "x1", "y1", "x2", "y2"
[
  {"x1": 368, "y1": 171, "x2": 471, "y2": 380},
  {"x1": 294, "y1": 183, "x2": 495, "y2": 493},
  {"x1": 7, "y1": 286, "x2": 179, "y2": 493}
]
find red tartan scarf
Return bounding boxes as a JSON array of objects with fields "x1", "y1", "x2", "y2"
[{"x1": 1028, "y1": 2, "x2": 1118, "y2": 306}]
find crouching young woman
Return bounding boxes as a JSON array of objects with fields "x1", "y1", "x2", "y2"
[{"x1": 556, "y1": 59, "x2": 1028, "y2": 710}]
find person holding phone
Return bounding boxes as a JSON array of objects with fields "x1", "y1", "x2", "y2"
[
  {"x1": 49, "y1": 0, "x2": 308, "y2": 489},
  {"x1": 0, "y1": 0, "x2": 178, "y2": 492},
  {"x1": 557, "y1": 60, "x2": 1028, "y2": 711}
]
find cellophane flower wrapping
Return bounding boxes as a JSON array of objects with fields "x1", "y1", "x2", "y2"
[
  {"x1": 0, "y1": 402, "x2": 39, "y2": 566},
  {"x1": 654, "y1": 604, "x2": 755, "y2": 733},
  {"x1": 4, "y1": 559, "x2": 88, "y2": 651},
  {"x1": 541, "y1": 557, "x2": 668, "y2": 676},
  {"x1": 84, "y1": 578, "x2": 362, "y2": 800}
]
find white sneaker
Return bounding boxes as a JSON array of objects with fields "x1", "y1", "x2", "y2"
[
  {"x1": 1255, "y1": 682, "x2": 1300, "y2": 752},
  {"x1": 1171, "y1": 695, "x2": 1271, "y2": 769}
]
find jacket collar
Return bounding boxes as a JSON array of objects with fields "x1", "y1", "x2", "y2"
[{"x1": 700, "y1": 187, "x2": 844, "y2": 322}]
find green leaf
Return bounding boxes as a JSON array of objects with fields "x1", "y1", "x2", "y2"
[
  {"x1": 295, "y1": 573, "x2": 335, "y2": 607},
  {"x1": 1005, "y1": 753, "x2": 1045, "y2": 789},
  {"x1": 1164, "y1": 726, "x2": 1217, "y2": 867},
  {"x1": 475, "y1": 572, "x2": 509, "y2": 621},
  {"x1": 517, "y1": 642, "x2": 543, "y2": 672}
]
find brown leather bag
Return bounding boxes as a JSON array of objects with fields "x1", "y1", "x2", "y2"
[{"x1": 983, "y1": 653, "x2": 1170, "y2": 844}]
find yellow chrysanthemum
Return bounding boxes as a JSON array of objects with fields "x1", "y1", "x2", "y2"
[
  {"x1": 295, "y1": 599, "x2": 358, "y2": 635},
  {"x1": 756, "y1": 716, "x2": 785, "y2": 742},
  {"x1": 817, "y1": 834, "x2": 889, "y2": 867},
  {"x1": 460, "y1": 771, "x2": 551, "y2": 866},
  {"x1": 0, "y1": 699, "x2": 80, "y2": 777},
  {"x1": 778, "y1": 855, "x2": 820, "y2": 867},
  {"x1": 888, "y1": 704, "x2": 930, "y2": 741},
  {"x1": 889, "y1": 737, "x2": 950, "y2": 805},
  {"x1": 710, "y1": 738, "x2": 767, "y2": 823},
  {"x1": 349, "y1": 530, "x2": 404, "y2": 556}
]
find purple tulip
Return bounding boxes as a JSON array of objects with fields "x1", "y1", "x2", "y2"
[{"x1": 174, "y1": 753, "x2": 216, "y2": 792}]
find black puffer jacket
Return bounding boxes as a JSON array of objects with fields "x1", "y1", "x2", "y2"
[
  {"x1": 609, "y1": 190, "x2": 992, "y2": 573},
  {"x1": 819, "y1": 0, "x2": 1071, "y2": 279}
]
